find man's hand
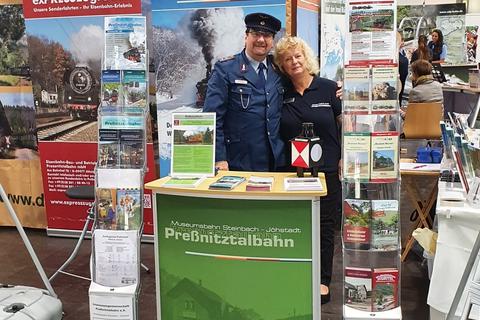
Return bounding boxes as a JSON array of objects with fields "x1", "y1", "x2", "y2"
[
  {"x1": 215, "y1": 161, "x2": 229, "y2": 171},
  {"x1": 336, "y1": 81, "x2": 343, "y2": 99}
]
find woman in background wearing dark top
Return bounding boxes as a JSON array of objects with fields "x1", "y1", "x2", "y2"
[
  {"x1": 274, "y1": 36, "x2": 342, "y2": 305},
  {"x1": 428, "y1": 29, "x2": 447, "y2": 63},
  {"x1": 411, "y1": 34, "x2": 432, "y2": 63}
]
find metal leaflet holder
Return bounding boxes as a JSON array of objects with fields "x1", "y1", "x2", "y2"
[
  {"x1": 342, "y1": 1, "x2": 402, "y2": 318},
  {"x1": 89, "y1": 15, "x2": 148, "y2": 320}
]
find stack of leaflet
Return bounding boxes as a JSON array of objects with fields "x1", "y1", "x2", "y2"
[
  {"x1": 245, "y1": 176, "x2": 274, "y2": 191},
  {"x1": 284, "y1": 177, "x2": 323, "y2": 191}
]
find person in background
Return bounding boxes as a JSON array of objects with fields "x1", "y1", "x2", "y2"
[
  {"x1": 397, "y1": 31, "x2": 409, "y2": 105},
  {"x1": 401, "y1": 59, "x2": 444, "y2": 119},
  {"x1": 408, "y1": 59, "x2": 444, "y2": 104},
  {"x1": 410, "y1": 34, "x2": 432, "y2": 63},
  {"x1": 274, "y1": 36, "x2": 342, "y2": 305},
  {"x1": 203, "y1": 13, "x2": 285, "y2": 172},
  {"x1": 428, "y1": 29, "x2": 447, "y2": 63}
]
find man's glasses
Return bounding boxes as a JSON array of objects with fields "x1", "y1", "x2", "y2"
[{"x1": 248, "y1": 30, "x2": 274, "y2": 40}]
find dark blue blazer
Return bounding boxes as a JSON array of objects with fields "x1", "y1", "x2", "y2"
[{"x1": 203, "y1": 50, "x2": 285, "y2": 171}]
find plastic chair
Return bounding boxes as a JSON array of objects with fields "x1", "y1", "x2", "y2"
[{"x1": 403, "y1": 102, "x2": 443, "y2": 139}]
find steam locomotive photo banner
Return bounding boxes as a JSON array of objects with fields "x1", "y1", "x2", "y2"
[{"x1": 151, "y1": 0, "x2": 286, "y2": 177}]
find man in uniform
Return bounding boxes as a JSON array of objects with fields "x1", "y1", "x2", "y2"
[{"x1": 203, "y1": 13, "x2": 285, "y2": 172}]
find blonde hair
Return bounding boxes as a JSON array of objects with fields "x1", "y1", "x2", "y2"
[{"x1": 274, "y1": 36, "x2": 319, "y2": 75}]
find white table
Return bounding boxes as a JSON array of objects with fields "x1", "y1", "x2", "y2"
[{"x1": 428, "y1": 181, "x2": 480, "y2": 319}]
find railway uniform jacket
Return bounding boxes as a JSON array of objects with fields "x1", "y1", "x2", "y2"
[{"x1": 204, "y1": 50, "x2": 286, "y2": 172}]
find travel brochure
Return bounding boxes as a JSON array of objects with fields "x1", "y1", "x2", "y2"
[
  {"x1": 98, "y1": 129, "x2": 144, "y2": 169},
  {"x1": 343, "y1": 131, "x2": 399, "y2": 182},
  {"x1": 343, "y1": 65, "x2": 398, "y2": 114},
  {"x1": 101, "y1": 70, "x2": 147, "y2": 113},
  {"x1": 344, "y1": 267, "x2": 399, "y2": 312},
  {"x1": 104, "y1": 16, "x2": 147, "y2": 71},
  {"x1": 370, "y1": 132, "x2": 399, "y2": 182},
  {"x1": 343, "y1": 132, "x2": 371, "y2": 181},
  {"x1": 209, "y1": 175, "x2": 246, "y2": 190},
  {"x1": 171, "y1": 112, "x2": 216, "y2": 178},
  {"x1": 96, "y1": 187, "x2": 142, "y2": 231}
]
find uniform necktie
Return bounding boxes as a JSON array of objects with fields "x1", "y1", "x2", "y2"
[{"x1": 258, "y1": 62, "x2": 266, "y2": 88}]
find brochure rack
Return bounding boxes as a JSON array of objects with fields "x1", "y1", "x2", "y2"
[
  {"x1": 88, "y1": 16, "x2": 148, "y2": 320},
  {"x1": 342, "y1": 1, "x2": 402, "y2": 319}
]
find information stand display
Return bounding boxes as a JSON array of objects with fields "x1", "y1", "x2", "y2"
[
  {"x1": 342, "y1": 1, "x2": 402, "y2": 319},
  {"x1": 88, "y1": 16, "x2": 148, "y2": 320},
  {"x1": 146, "y1": 171, "x2": 326, "y2": 320}
]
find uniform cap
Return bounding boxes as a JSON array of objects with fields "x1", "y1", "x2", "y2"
[{"x1": 245, "y1": 13, "x2": 281, "y2": 35}]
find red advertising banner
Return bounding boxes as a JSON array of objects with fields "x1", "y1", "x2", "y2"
[
  {"x1": 23, "y1": 0, "x2": 141, "y2": 19},
  {"x1": 39, "y1": 141, "x2": 155, "y2": 234}
]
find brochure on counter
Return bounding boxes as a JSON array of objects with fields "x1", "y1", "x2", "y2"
[
  {"x1": 246, "y1": 176, "x2": 274, "y2": 191},
  {"x1": 209, "y1": 176, "x2": 246, "y2": 190},
  {"x1": 163, "y1": 176, "x2": 207, "y2": 188},
  {"x1": 284, "y1": 177, "x2": 324, "y2": 191}
]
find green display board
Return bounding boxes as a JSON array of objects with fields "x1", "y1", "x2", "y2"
[{"x1": 155, "y1": 194, "x2": 314, "y2": 320}]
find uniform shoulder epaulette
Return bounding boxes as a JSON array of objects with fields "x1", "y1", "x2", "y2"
[{"x1": 219, "y1": 55, "x2": 235, "y2": 62}]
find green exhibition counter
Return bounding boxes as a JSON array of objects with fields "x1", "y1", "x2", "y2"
[{"x1": 145, "y1": 171, "x2": 327, "y2": 320}]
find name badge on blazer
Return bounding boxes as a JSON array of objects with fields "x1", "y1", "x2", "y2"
[
  {"x1": 283, "y1": 98, "x2": 295, "y2": 104},
  {"x1": 311, "y1": 103, "x2": 331, "y2": 108},
  {"x1": 235, "y1": 79, "x2": 248, "y2": 85}
]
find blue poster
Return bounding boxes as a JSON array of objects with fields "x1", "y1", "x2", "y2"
[{"x1": 151, "y1": 0, "x2": 286, "y2": 177}]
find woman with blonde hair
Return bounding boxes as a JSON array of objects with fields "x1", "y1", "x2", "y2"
[{"x1": 274, "y1": 36, "x2": 342, "y2": 304}]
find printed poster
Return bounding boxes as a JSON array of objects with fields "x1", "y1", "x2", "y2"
[
  {"x1": 296, "y1": 0, "x2": 320, "y2": 56},
  {"x1": 152, "y1": 0, "x2": 286, "y2": 177},
  {"x1": 171, "y1": 113, "x2": 215, "y2": 177},
  {"x1": 93, "y1": 229, "x2": 139, "y2": 287},
  {"x1": 320, "y1": 0, "x2": 346, "y2": 80},
  {"x1": 397, "y1": 3, "x2": 466, "y2": 64},
  {"x1": 24, "y1": 0, "x2": 157, "y2": 234},
  {"x1": 0, "y1": 1, "x2": 45, "y2": 228}
]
